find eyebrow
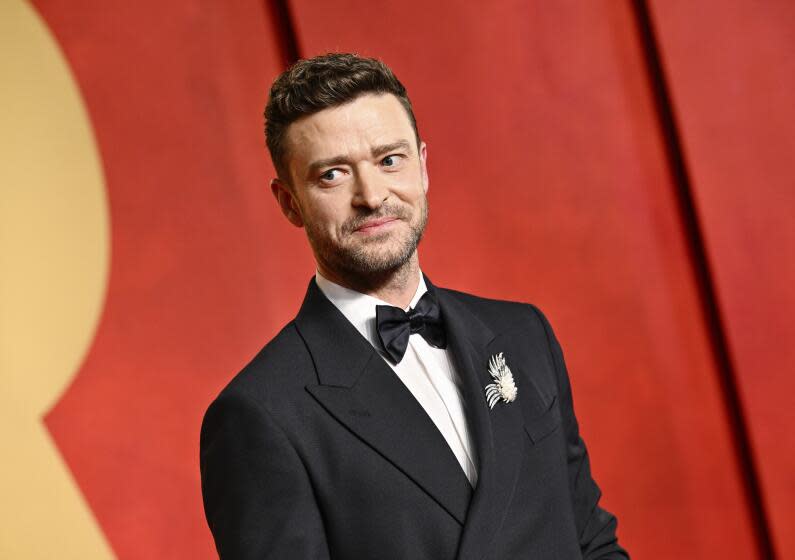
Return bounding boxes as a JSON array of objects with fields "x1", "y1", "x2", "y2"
[
  {"x1": 372, "y1": 140, "x2": 412, "y2": 158},
  {"x1": 306, "y1": 140, "x2": 413, "y2": 177}
]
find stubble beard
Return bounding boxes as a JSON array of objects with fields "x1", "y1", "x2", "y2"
[{"x1": 306, "y1": 197, "x2": 429, "y2": 289}]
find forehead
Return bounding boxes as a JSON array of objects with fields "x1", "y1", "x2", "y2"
[{"x1": 283, "y1": 93, "x2": 416, "y2": 173}]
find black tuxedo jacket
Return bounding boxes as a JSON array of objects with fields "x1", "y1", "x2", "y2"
[{"x1": 201, "y1": 278, "x2": 628, "y2": 559}]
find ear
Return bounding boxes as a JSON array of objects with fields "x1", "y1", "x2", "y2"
[
  {"x1": 271, "y1": 178, "x2": 304, "y2": 228},
  {"x1": 419, "y1": 141, "x2": 429, "y2": 194}
]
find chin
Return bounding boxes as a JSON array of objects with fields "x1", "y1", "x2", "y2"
[{"x1": 338, "y1": 243, "x2": 417, "y2": 276}]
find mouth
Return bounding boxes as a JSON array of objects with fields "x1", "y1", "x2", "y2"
[{"x1": 353, "y1": 216, "x2": 400, "y2": 235}]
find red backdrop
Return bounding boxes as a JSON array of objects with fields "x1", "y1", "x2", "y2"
[{"x1": 25, "y1": 0, "x2": 794, "y2": 558}]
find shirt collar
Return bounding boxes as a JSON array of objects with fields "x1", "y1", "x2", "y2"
[{"x1": 315, "y1": 270, "x2": 428, "y2": 348}]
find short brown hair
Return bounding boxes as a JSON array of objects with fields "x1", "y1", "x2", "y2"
[{"x1": 264, "y1": 53, "x2": 420, "y2": 180}]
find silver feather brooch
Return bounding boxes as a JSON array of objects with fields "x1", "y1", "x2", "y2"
[{"x1": 485, "y1": 352, "x2": 518, "y2": 409}]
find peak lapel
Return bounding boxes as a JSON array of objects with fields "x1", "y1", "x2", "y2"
[
  {"x1": 297, "y1": 280, "x2": 472, "y2": 525},
  {"x1": 434, "y1": 287, "x2": 526, "y2": 560}
]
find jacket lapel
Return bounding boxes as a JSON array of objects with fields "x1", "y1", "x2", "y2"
[
  {"x1": 297, "y1": 279, "x2": 473, "y2": 525},
  {"x1": 434, "y1": 286, "x2": 526, "y2": 560}
]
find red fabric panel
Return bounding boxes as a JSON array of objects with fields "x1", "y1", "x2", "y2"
[
  {"x1": 35, "y1": 1, "x2": 311, "y2": 557},
  {"x1": 286, "y1": 1, "x2": 758, "y2": 557},
  {"x1": 650, "y1": 1, "x2": 795, "y2": 556}
]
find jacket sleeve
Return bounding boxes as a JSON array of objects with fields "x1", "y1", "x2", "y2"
[
  {"x1": 531, "y1": 305, "x2": 630, "y2": 559},
  {"x1": 200, "y1": 391, "x2": 331, "y2": 560}
]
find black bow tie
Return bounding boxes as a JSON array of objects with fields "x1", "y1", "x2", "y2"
[{"x1": 375, "y1": 291, "x2": 447, "y2": 364}]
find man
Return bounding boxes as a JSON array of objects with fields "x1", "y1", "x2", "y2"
[{"x1": 201, "y1": 53, "x2": 629, "y2": 559}]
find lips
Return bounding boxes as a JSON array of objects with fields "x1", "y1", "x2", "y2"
[{"x1": 354, "y1": 217, "x2": 399, "y2": 234}]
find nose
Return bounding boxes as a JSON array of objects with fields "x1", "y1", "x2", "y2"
[{"x1": 352, "y1": 165, "x2": 388, "y2": 209}]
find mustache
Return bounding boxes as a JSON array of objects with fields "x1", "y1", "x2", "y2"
[{"x1": 343, "y1": 203, "x2": 412, "y2": 233}]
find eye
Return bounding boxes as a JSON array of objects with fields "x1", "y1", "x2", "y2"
[
  {"x1": 319, "y1": 168, "x2": 343, "y2": 183},
  {"x1": 381, "y1": 154, "x2": 403, "y2": 168}
]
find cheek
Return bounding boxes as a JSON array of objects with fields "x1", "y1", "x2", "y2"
[
  {"x1": 398, "y1": 183, "x2": 426, "y2": 208},
  {"x1": 306, "y1": 200, "x2": 348, "y2": 234},
  {"x1": 394, "y1": 168, "x2": 426, "y2": 199}
]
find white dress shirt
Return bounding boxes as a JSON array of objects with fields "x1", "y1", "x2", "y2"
[{"x1": 315, "y1": 271, "x2": 479, "y2": 486}]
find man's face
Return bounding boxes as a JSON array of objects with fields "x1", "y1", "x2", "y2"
[{"x1": 274, "y1": 93, "x2": 429, "y2": 284}]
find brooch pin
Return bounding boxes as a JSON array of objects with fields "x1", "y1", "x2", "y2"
[{"x1": 485, "y1": 352, "x2": 518, "y2": 409}]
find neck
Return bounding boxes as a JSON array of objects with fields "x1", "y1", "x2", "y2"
[{"x1": 318, "y1": 255, "x2": 421, "y2": 309}]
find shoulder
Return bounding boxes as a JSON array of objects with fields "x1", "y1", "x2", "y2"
[
  {"x1": 208, "y1": 320, "x2": 315, "y2": 416},
  {"x1": 437, "y1": 285, "x2": 568, "y2": 401},
  {"x1": 437, "y1": 286, "x2": 556, "y2": 340}
]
